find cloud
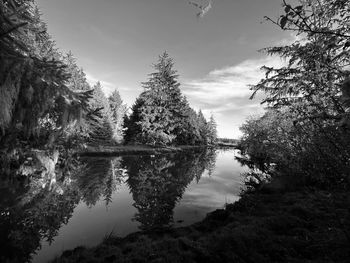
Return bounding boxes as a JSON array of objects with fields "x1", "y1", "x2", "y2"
[
  {"x1": 85, "y1": 72, "x2": 116, "y2": 94},
  {"x1": 183, "y1": 56, "x2": 284, "y2": 105},
  {"x1": 182, "y1": 55, "x2": 285, "y2": 138}
]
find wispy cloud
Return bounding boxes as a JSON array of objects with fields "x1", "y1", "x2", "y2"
[
  {"x1": 85, "y1": 72, "x2": 117, "y2": 95},
  {"x1": 182, "y1": 55, "x2": 285, "y2": 138},
  {"x1": 183, "y1": 55, "x2": 284, "y2": 112}
]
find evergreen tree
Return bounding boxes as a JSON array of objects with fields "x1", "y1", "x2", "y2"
[
  {"x1": 88, "y1": 82, "x2": 114, "y2": 145},
  {"x1": 197, "y1": 110, "x2": 209, "y2": 145},
  {"x1": 174, "y1": 97, "x2": 201, "y2": 145},
  {"x1": 124, "y1": 97, "x2": 145, "y2": 143},
  {"x1": 207, "y1": 114, "x2": 218, "y2": 145},
  {"x1": 124, "y1": 52, "x2": 213, "y2": 146},
  {"x1": 63, "y1": 51, "x2": 91, "y2": 92},
  {"x1": 137, "y1": 52, "x2": 184, "y2": 145},
  {"x1": 108, "y1": 89, "x2": 127, "y2": 143},
  {"x1": 0, "y1": 1, "x2": 95, "y2": 146}
]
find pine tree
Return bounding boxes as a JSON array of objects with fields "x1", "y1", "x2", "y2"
[
  {"x1": 207, "y1": 114, "x2": 218, "y2": 145},
  {"x1": 0, "y1": 1, "x2": 95, "y2": 145},
  {"x1": 174, "y1": 97, "x2": 201, "y2": 145},
  {"x1": 63, "y1": 51, "x2": 91, "y2": 92},
  {"x1": 197, "y1": 110, "x2": 209, "y2": 145},
  {"x1": 137, "y1": 52, "x2": 183, "y2": 145},
  {"x1": 108, "y1": 89, "x2": 127, "y2": 142},
  {"x1": 88, "y1": 82, "x2": 114, "y2": 145},
  {"x1": 125, "y1": 52, "x2": 208, "y2": 146},
  {"x1": 123, "y1": 97, "x2": 145, "y2": 143}
]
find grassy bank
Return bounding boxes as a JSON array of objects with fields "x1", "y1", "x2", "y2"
[
  {"x1": 78, "y1": 145, "x2": 214, "y2": 157},
  {"x1": 52, "y1": 181, "x2": 350, "y2": 263}
]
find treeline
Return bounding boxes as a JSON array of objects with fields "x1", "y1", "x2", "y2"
[
  {"x1": 238, "y1": 0, "x2": 350, "y2": 189},
  {"x1": 0, "y1": 0, "x2": 126, "y2": 155},
  {"x1": 62, "y1": 51, "x2": 127, "y2": 146},
  {"x1": 217, "y1": 138, "x2": 238, "y2": 145},
  {"x1": 123, "y1": 52, "x2": 218, "y2": 146},
  {"x1": 0, "y1": 1, "x2": 217, "y2": 159},
  {"x1": 61, "y1": 53, "x2": 127, "y2": 147}
]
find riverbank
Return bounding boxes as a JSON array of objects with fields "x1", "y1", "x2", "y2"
[
  {"x1": 216, "y1": 142, "x2": 238, "y2": 148},
  {"x1": 52, "y1": 181, "x2": 350, "y2": 263},
  {"x1": 78, "y1": 144, "x2": 216, "y2": 157}
]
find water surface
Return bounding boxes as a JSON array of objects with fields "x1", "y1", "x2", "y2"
[{"x1": 0, "y1": 148, "x2": 246, "y2": 263}]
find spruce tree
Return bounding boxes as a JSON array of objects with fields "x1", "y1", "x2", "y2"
[
  {"x1": 0, "y1": 1, "x2": 95, "y2": 145},
  {"x1": 108, "y1": 89, "x2": 127, "y2": 142},
  {"x1": 123, "y1": 97, "x2": 145, "y2": 143},
  {"x1": 125, "y1": 52, "x2": 207, "y2": 146},
  {"x1": 137, "y1": 52, "x2": 183, "y2": 145},
  {"x1": 207, "y1": 114, "x2": 218, "y2": 145},
  {"x1": 174, "y1": 97, "x2": 201, "y2": 145},
  {"x1": 88, "y1": 82, "x2": 114, "y2": 145},
  {"x1": 63, "y1": 51, "x2": 91, "y2": 92},
  {"x1": 197, "y1": 110, "x2": 209, "y2": 145}
]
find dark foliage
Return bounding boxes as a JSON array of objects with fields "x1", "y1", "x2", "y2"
[{"x1": 238, "y1": 0, "x2": 350, "y2": 190}]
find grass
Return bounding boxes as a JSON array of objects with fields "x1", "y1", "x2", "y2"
[{"x1": 51, "y1": 180, "x2": 350, "y2": 263}]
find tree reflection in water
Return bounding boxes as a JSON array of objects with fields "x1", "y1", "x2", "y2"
[
  {"x1": 124, "y1": 148, "x2": 217, "y2": 231},
  {"x1": 0, "y1": 167, "x2": 81, "y2": 263},
  {"x1": 76, "y1": 157, "x2": 125, "y2": 207},
  {"x1": 0, "y1": 155, "x2": 125, "y2": 263},
  {"x1": 0, "y1": 148, "x2": 216, "y2": 262}
]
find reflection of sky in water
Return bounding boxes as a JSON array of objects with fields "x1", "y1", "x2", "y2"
[
  {"x1": 32, "y1": 150, "x2": 245, "y2": 263},
  {"x1": 174, "y1": 150, "x2": 246, "y2": 226}
]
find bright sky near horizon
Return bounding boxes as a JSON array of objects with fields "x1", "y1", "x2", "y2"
[{"x1": 36, "y1": 0, "x2": 292, "y2": 138}]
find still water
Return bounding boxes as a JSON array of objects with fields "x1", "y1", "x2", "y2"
[{"x1": 0, "y1": 148, "x2": 246, "y2": 263}]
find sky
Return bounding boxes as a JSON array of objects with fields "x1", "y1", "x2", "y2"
[{"x1": 36, "y1": 0, "x2": 292, "y2": 138}]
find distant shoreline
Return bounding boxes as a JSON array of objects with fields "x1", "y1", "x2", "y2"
[{"x1": 78, "y1": 144, "x2": 225, "y2": 157}]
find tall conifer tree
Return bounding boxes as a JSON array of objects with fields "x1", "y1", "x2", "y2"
[
  {"x1": 137, "y1": 52, "x2": 183, "y2": 145},
  {"x1": 124, "y1": 52, "x2": 213, "y2": 146},
  {"x1": 108, "y1": 89, "x2": 126, "y2": 142},
  {"x1": 208, "y1": 114, "x2": 218, "y2": 145},
  {"x1": 197, "y1": 110, "x2": 209, "y2": 145},
  {"x1": 88, "y1": 82, "x2": 114, "y2": 145}
]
